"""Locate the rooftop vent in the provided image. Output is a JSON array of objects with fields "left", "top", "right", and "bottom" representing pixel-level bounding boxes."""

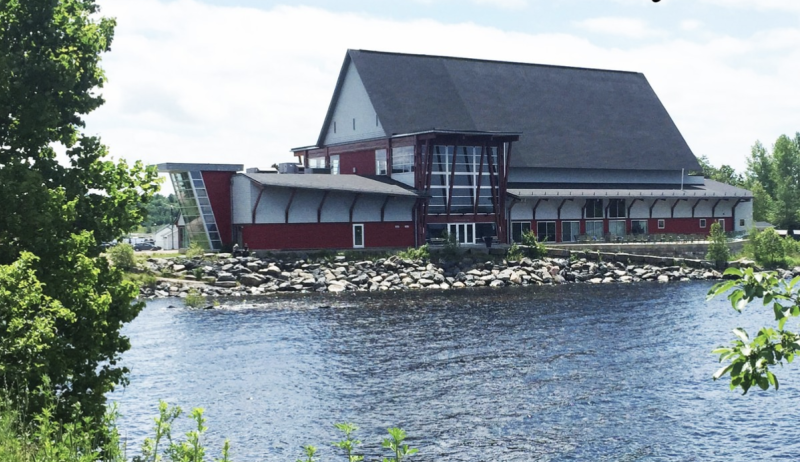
[{"left": 278, "top": 163, "right": 304, "bottom": 174}]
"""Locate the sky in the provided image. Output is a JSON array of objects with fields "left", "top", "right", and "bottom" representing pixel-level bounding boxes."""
[{"left": 87, "top": 0, "right": 800, "bottom": 194}]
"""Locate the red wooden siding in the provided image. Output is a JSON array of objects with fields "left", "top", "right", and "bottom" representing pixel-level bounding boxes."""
[
  {"left": 338, "top": 149, "right": 376, "bottom": 175},
  {"left": 241, "top": 222, "right": 414, "bottom": 250},
  {"left": 202, "top": 171, "right": 235, "bottom": 245},
  {"left": 525, "top": 217, "right": 731, "bottom": 242}
]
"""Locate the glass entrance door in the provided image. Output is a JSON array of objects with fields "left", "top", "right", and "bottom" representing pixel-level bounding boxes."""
[
  {"left": 448, "top": 223, "right": 475, "bottom": 244},
  {"left": 353, "top": 224, "right": 364, "bottom": 248}
]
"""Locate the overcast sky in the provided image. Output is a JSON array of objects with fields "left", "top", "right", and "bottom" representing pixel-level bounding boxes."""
[{"left": 88, "top": 0, "right": 800, "bottom": 193}]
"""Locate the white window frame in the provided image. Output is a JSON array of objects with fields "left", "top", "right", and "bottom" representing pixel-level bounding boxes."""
[
  {"left": 561, "top": 221, "right": 580, "bottom": 242},
  {"left": 391, "top": 146, "right": 414, "bottom": 174},
  {"left": 330, "top": 155, "right": 340, "bottom": 175},
  {"left": 585, "top": 199, "right": 603, "bottom": 219},
  {"left": 658, "top": 219, "right": 666, "bottom": 230},
  {"left": 352, "top": 224, "right": 364, "bottom": 248},
  {"left": 511, "top": 221, "right": 531, "bottom": 243},
  {"left": 699, "top": 218, "right": 707, "bottom": 228},
  {"left": 448, "top": 223, "right": 476, "bottom": 245},
  {"left": 608, "top": 199, "right": 626, "bottom": 219},
  {"left": 609, "top": 220, "right": 626, "bottom": 237},
  {"left": 631, "top": 220, "right": 648, "bottom": 235},
  {"left": 375, "top": 149, "right": 387, "bottom": 175},
  {"left": 536, "top": 221, "right": 556, "bottom": 243},
  {"left": 717, "top": 218, "right": 725, "bottom": 231},
  {"left": 585, "top": 220, "right": 604, "bottom": 240}
]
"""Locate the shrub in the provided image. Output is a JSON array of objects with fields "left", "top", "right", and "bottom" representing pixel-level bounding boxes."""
[
  {"left": 107, "top": 243, "right": 136, "bottom": 271},
  {"left": 185, "top": 242, "right": 206, "bottom": 259},
  {"left": 397, "top": 244, "right": 429, "bottom": 261},
  {"left": 521, "top": 230, "right": 547, "bottom": 259},
  {"left": 752, "top": 227, "right": 786, "bottom": 267},
  {"left": 183, "top": 288, "right": 207, "bottom": 308},
  {"left": 0, "top": 380, "right": 124, "bottom": 462},
  {"left": 434, "top": 232, "right": 460, "bottom": 262},
  {"left": 126, "top": 272, "right": 158, "bottom": 289},
  {"left": 705, "top": 222, "right": 730, "bottom": 269},
  {"left": 506, "top": 242, "right": 523, "bottom": 261}
]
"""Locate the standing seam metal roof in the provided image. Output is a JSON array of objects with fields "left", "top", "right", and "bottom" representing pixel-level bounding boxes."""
[{"left": 242, "top": 173, "right": 421, "bottom": 197}]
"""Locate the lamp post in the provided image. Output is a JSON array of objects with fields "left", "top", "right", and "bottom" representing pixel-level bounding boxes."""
[{"left": 168, "top": 206, "right": 176, "bottom": 250}]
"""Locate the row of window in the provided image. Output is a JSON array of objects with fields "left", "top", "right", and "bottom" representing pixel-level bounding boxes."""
[
  {"left": 512, "top": 218, "right": 730, "bottom": 243},
  {"left": 586, "top": 198, "right": 625, "bottom": 219}
]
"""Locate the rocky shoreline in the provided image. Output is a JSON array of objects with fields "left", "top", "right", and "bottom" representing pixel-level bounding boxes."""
[{"left": 135, "top": 252, "right": 770, "bottom": 301}]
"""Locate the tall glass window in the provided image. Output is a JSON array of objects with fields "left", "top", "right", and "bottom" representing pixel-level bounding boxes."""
[
  {"left": 330, "top": 155, "right": 340, "bottom": 175},
  {"left": 586, "top": 221, "right": 603, "bottom": 240},
  {"left": 537, "top": 221, "right": 556, "bottom": 243},
  {"left": 375, "top": 149, "right": 387, "bottom": 175},
  {"left": 561, "top": 221, "right": 580, "bottom": 242},
  {"left": 429, "top": 145, "right": 499, "bottom": 215},
  {"left": 585, "top": 199, "right": 603, "bottom": 218},
  {"left": 170, "top": 171, "right": 222, "bottom": 250},
  {"left": 608, "top": 199, "right": 626, "bottom": 218},
  {"left": 392, "top": 146, "right": 414, "bottom": 173}
]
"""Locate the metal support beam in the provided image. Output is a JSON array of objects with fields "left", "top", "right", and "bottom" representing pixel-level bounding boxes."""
[
  {"left": 691, "top": 199, "right": 705, "bottom": 218},
  {"left": 532, "top": 198, "right": 545, "bottom": 221},
  {"left": 474, "top": 144, "right": 486, "bottom": 216},
  {"left": 284, "top": 188, "right": 297, "bottom": 224},
  {"left": 649, "top": 199, "right": 664, "bottom": 219},
  {"left": 627, "top": 198, "right": 641, "bottom": 218},
  {"left": 557, "top": 199, "right": 572, "bottom": 220},
  {"left": 349, "top": 193, "right": 361, "bottom": 223},
  {"left": 670, "top": 199, "right": 684, "bottom": 219},
  {"left": 252, "top": 187, "right": 266, "bottom": 224},
  {"left": 486, "top": 147, "right": 501, "bottom": 230},
  {"left": 317, "top": 190, "right": 329, "bottom": 223},
  {"left": 446, "top": 145, "right": 459, "bottom": 217},
  {"left": 711, "top": 198, "right": 723, "bottom": 217},
  {"left": 380, "top": 196, "right": 391, "bottom": 222}
]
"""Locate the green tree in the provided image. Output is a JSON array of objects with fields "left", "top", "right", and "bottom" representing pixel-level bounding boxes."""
[
  {"left": 771, "top": 135, "right": 800, "bottom": 229},
  {"left": 696, "top": 155, "right": 743, "bottom": 186},
  {"left": 0, "top": 0, "right": 159, "bottom": 425},
  {"left": 751, "top": 227, "right": 786, "bottom": 267},
  {"left": 145, "top": 193, "right": 179, "bottom": 227},
  {"left": 709, "top": 269, "right": 800, "bottom": 394},
  {"left": 705, "top": 222, "right": 730, "bottom": 270},
  {"left": 746, "top": 141, "right": 777, "bottom": 198},
  {"left": 746, "top": 180, "right": 775, "bottom": 223}
]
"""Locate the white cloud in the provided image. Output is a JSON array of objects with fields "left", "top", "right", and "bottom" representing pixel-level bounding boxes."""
[
  {"left": 471, "top": 0, "right": 528, "bottom": 9},
  {"left": 680, "top": 19, "right": 704, "bottom": 31},
  {"left": 89, "top": 0, "right": 800, "bottom": 193},
  {"left": 573, "top": 17, "right": 667, "bottom": 39},
  {"left": 699, "top": 0, "right": 800, "bottom": 13}
]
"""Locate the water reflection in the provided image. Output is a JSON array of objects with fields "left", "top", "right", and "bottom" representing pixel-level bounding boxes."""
[{"left": 112, "top": 283, "right": 800, "bottom": 461}]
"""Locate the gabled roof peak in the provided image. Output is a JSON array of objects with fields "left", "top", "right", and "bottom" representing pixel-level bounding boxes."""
[{"left": 347, "top": 48, "right": 642, "bottom": 77}]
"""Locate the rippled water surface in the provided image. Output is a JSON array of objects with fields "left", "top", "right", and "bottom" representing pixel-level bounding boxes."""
[{"left": 112, "top": 283, "right": 800, "bottom": 461}]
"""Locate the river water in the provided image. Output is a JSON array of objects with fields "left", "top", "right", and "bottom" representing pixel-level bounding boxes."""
[{"left": 111, "top": 282, "right": 800, "bottom": 461}]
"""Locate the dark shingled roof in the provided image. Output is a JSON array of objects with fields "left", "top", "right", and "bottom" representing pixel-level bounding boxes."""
[
  {"left": 321, "top": 50, "right": 700, "bottom": 172},
  {"left": 243, "top": 173, "right": 420, "bottom": 197},
  {"left": 508, "top": 179, "right": 752, "bottom": 199}
]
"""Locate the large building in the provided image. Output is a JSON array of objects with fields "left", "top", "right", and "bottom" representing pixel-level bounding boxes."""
[{"left": 161, "top": 50, "right": 752, "bottom": 251}]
